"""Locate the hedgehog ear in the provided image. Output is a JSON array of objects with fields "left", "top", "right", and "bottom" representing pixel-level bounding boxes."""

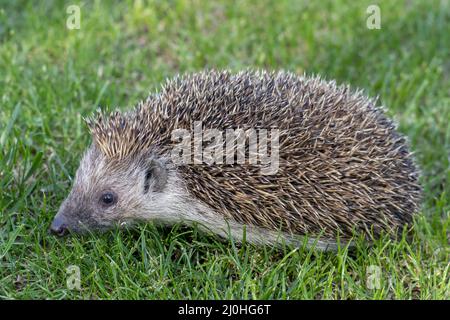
[{"left": 143, "top": 157, "right": 168, "bottom": 194}]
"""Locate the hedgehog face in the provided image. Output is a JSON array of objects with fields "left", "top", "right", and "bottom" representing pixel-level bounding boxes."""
[{"left": 50, "top": 145, "right": 169, "bottom": 236}]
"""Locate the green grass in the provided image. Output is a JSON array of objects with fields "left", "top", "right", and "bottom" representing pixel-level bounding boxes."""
[{"left": 0, "top": 0, "right": 449, "bottom": 299}]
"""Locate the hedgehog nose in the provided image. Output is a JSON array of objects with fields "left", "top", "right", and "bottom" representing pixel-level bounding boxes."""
[{"left": 50, "top": 216, "right": 69, "bottom": 237}]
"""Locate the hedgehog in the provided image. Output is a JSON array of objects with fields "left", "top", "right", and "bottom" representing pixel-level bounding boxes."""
[{"left": 50, "top": 70, "right": 422, "bottom": 250}]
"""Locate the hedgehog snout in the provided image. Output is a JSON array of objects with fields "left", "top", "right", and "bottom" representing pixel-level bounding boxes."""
[
  {"left": 49, "top": 214, "right": 69, "bottom": 237},
  {"left": 50, "top": 197, "right": 81, "bottom": 236}
]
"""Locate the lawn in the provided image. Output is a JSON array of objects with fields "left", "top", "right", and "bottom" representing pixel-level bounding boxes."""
[{"left": 0, "top": 0, "right": 448, "bottom": 299}]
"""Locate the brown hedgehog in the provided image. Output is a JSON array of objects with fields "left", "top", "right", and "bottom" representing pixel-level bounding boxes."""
[{"left": 50, "top": 70, "right": 422, "bottom": 250}]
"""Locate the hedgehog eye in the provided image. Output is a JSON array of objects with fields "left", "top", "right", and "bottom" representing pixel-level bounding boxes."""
[{"left": 99, "top": 191, "right": 118, "bottom": 207}]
